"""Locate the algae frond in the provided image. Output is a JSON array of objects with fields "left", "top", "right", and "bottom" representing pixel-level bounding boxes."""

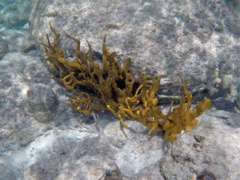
[{"left": 41, "top": 24, "right": 211, "bottom": 142}]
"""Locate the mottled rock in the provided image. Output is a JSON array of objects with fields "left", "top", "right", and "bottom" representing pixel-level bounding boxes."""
[
  {"left": 1, "top": 29, "right": 37, "bottom": 54},
  {"left": 0, "top": 155, "right": 17, "bottom": 180},
  {"left": 159, "top": 112, "right": 240, "bottom": 180},
  {"left": 0, "top": 0, "right": 34, "bottom": 28},
  {"left": 0, "top": 52, "right": 239, "bottom": 179},
  {"left": 99, "top": 120, "right": 166, "bottom": 177},
  {"left": 29, "top": 0, "right": 240, "bottom": 101},
  {"left": 0, "top": 0, "right": 37, "bottom": 55},
  {"left": 0, "top": 37, "right": 9, "bottom": 60},
  {"left": 26, "top": 84, "right": 58, "bottom": 123},
  {"left": 0, "top": 52, "right": 73, "bottom": 152},
  {"left": 0, "top": 0, "right": 239, "bottom": 179}
]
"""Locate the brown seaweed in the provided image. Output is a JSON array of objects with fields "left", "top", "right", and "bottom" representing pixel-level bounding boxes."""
[{"left": 41, "top": 23, "right": 211, "bottom": 142}]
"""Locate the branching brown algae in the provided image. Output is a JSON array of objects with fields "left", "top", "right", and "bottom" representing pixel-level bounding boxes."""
[{"left": 41, "top": 23, "right": 211, "bottom": 142}]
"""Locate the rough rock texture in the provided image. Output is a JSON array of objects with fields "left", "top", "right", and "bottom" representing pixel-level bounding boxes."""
[
  {"left": 1, "top": 28, "right": 37, "bottom": 54},
  {"left": 0, "top": 37, "right": 9, "bottom": 60},
  {"left": 29, "top": 0, "right": 240, "bottom": 101},
  {"left": 0, "top": 0, "right": 34, "bottom": 28},
  {"left": 0, "top": 0, "right": 240, "bottom": 179},
  {"left": 160, "top": 111, "right": 240, "bottom": 179},
  {"left": 0, "top": 52, "right": 240, "bottom": 179},
  {"left": 0, "top": 52, "right": 166, "bottom": 179},
  {"left": 0, "top": 0, "right": 37, "bottom": 57}
]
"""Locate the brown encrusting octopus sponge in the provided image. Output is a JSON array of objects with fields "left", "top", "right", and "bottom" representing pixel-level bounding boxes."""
[{"left": 41, "top": 23, "right": 211, "bottom": 142}]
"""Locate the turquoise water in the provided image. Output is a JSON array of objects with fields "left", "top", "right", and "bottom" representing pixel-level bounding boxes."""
[{"left": 0, "top": 0, "right": 32, "bottom": 29}]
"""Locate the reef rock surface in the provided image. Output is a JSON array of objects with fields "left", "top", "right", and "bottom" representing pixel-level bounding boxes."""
[
  {"left": 30, "top": 0, "right": 240, "bottom": 101},
  {"left": 0, "top": 52, "right": 239, "bottom": 180},
  {"left": 0, "top": 0, "right": 239, "bottom": 179}
]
